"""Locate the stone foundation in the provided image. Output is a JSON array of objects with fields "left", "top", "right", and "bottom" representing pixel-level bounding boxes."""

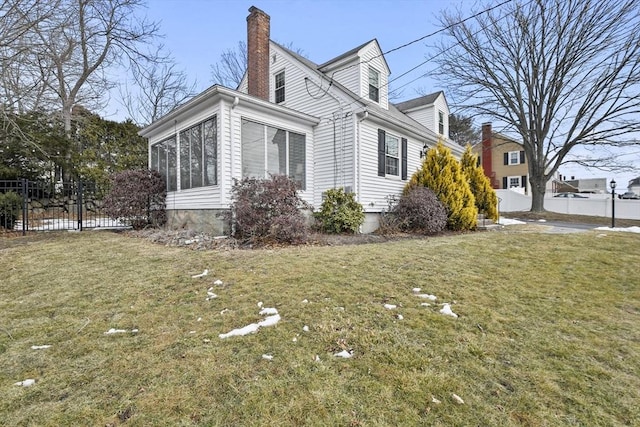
[{"left": 166, "top": 209, "right": 230, "bottom": 235}]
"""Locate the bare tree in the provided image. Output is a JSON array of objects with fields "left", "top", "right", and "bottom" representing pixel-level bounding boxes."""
[
  {"left": 33, "top": 0, "right": 161, "bottom": 135},
  {"left": 120, "top": 57, "right": 198, "bottom": 125},
  {"left": 211, "top": 40, "right": 305, "bottom": 89},
  {"left": 210, "top": 40, "right": 248, "bottom": 89},
  {"left": 433, "top": 0, "right": 640, "bottom": 211}
]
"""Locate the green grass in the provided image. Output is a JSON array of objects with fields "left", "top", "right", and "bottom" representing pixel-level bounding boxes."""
[{"left": 1, "top": 229, "right": 639, "bottom": 426}]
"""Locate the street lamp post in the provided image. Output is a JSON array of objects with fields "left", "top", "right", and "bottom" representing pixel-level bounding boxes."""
[{"left": 610, "top": 179, "right": 617, "bottom": 228}]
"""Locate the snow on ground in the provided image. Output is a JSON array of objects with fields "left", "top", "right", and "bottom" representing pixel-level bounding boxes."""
[
  {"left": 219, "top": 307, "right": 281, "bottom": 339},
  {"left": 498, "top": 217, "right": 527, "bottom": 225},
  {"left": 440, "top": 303, "right": 459, "bottom": 318},
  {"left": 31, "top": 345, "right": 51, "bottom": 350},
  {"left": 595, "top": 226, "right": 640, "bottom": 233},
  {"left": 383, "top": 304, "right": 397, "bottom": 310},
  {"left": 415, "top": 294, "right": 437, "bottom": 301},
  {"left": 334, "top": 349, "right": 353, "bottom": 358},
  {"left": 191, "top": 269, "right": 208, "bottom": 278},
  {"left": 14, "top": 379, "right": 36, "bottom": 387},
  {"left": 104, "top": 328, "right": 138, "bottom": 335}
]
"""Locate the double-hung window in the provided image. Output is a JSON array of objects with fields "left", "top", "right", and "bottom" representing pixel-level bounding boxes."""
[
  {"left": 178, "top": 117, "right": 217, "bottom": 190},
  {"left": 368, "top": 67, "right": 379, "bottom": 102},
  {"left": 438, "top": 110, "right": 445, "bottom": 135},
  {"left": 505, "top": 150, "right": 525, "bottom": 165},
  {"left": 385, "top": 134, "right": 399, "bottom": 176},
  {"left": 241, "top": 119, "right": 306, "bottom": 189},
  {"left": 275, "top": 71, "right": 285, "bottom": 103},
  {"left": 377, "top": 129, "right": 407, "bottom": 179}
]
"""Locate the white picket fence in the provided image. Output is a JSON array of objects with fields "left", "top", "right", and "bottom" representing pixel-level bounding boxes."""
[{"left": 496, "top": 189, "right": 640, "bottom": 220}]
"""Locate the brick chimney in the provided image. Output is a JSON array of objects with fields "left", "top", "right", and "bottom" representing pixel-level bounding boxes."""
[
  {"left": 481, "top": 123, "right": 496, "bottom": 187},
  {"left": 247, "top": 6, "right": 270, "bottom": 100}
]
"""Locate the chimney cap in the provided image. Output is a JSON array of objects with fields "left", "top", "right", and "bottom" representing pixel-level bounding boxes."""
[{"left": 248, "top": 6, "right": 270, "bottom": 19}]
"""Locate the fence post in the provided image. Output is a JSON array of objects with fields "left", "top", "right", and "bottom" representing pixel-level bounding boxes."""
[
  {"left": 21, "top": 178, "right": 28, "bottom": 236},
  {"left": 77, "top": 181, "right": 83, "bottom": 231}
]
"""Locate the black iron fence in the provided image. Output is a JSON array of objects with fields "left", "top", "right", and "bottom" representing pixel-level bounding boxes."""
[{"left": 0, "top": 179, "right": 127, "bottom": 234}]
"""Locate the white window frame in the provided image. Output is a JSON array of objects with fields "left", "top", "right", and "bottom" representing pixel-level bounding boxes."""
[
  {"left": 438, "top": 110, "right": 445, "bottom": 135},
  {"left": 368, "top": 67, "right": 380, "bottom": 102},
  {"left": 241, "top": 119, "right": 306, "bottom": 190},
  {"left": 508, "top": 176, "right": 522, "bottom": 188},
  {"left": 385, "top": 133, "right": 400, "bottom": 177},
  {"left": 508, "top": 151, "right": 520, "bottom": 165},
  {"left": 274, "top": 70, "right": 285, "bottom": 104}
]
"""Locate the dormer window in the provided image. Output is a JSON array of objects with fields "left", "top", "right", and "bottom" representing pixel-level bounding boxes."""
[
  {"left": 275, "top": 71, "right": 285, "bottom": 103},
  {"left": 438, "top": 110, "right": 445, "bottom": 135},
  {"left": 368, "top": 67, "right": 379, "bottom": 102}
]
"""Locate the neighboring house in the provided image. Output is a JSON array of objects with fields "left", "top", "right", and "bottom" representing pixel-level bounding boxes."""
[
  {"left": 629, "top": 177, "right": 640, "bottom": 195},
  {"left": 139, "top": 6, "right": 462, "bottom": 234},
  {"left": 562, "top": 178, "right": 608, "bottom": 194},
  {"left": 472, "top": 123, "right": 529, "bottom": 193}
]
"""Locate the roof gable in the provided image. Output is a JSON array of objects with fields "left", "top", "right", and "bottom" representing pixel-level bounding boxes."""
[{"left": 394, "top": 91, "right": 444, "bottom": 112}]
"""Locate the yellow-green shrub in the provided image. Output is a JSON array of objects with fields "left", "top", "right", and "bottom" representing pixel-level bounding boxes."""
[{"left": 461, "top": 145, "right": 498, "bottom": 221}]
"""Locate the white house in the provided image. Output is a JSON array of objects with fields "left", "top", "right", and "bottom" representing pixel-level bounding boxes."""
[{"left": 139, "top": 6, "right": 462, "bottom": 234}]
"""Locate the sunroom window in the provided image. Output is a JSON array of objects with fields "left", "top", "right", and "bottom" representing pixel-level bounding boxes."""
[{"left": 241, "top": 119, "right": 306, "bottom": 190}]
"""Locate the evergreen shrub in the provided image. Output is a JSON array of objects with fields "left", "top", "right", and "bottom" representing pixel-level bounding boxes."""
[
  {"left": 0, "top": 191, "right": 22, "bottom": 230},
  {"left": 314, "top": 188, "right": 364, "bottom": 234}
]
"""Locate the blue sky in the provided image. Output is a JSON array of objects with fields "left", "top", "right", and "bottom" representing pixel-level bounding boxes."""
[{"left": 119, "top": 0, "right": 638, "bottom": 190}]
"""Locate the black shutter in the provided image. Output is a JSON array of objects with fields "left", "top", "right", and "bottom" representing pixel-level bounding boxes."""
[
  {"left": 401, "top": 137, "right": 407, "bottom": 180},
  {"left": 502, "top": 177, "right": 507, "bottom": 189},
  {"left": 504, "top": 152, "right": 509, "bottom": 165},
  {"left": 521, "top": 175, "right": 527, "bottom": 189},
  {"left": 378, "top": 129, "right": 386, "bottom": 177},
  {"left": 520, "top": 151, "right": 525, "bottom": 164}
]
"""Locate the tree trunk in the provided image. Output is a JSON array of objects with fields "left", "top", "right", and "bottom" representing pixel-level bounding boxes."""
[{"left": 530, "top": 176, "right": 546, "bottom": 212}]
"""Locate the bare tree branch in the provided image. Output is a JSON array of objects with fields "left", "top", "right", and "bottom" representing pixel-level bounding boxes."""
[{"left": 433, "top": 0, "right": 640, "bottom": 211}]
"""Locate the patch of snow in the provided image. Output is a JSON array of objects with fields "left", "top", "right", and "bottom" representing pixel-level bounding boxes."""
[
  {"left": 334, "top": 306, "right": 345, "bottom": 311},
  {"left": 206, "top": 290, "right": 217, "bottom": 301},
  {"left": 440, "top": 303, "right": 458, "bottom": 318},
  {"left": 596, "top": 233, "right": 607, "bottom": 238},
  {"left": 538, "top": 219, "right": 547, "bottom": 223},
  {"left": 452, "top": 393, "right": 465, "bottom": 404},
  {"left": 258, "top": 314, "right": 281, "bottom": 327},
  {"left": 431, "top": 396, "right": 441, "bottom": 404},
  {"left": 203, "top": 339, "right": 211, "bottom": 343},
  {"left": 383, "top": 304, "right": 397, "bottom": 310},
  {"left": 189, "top": 331, "right": 196, "bottom": 334},
  {"left": 334, "top": 349, "right": 353, "bottom": 358},
  {"left": 420, "top": 302, "right": 431, "bottom": 307},
  {"left": 197, "top": 317, "right": 202, "bottom": 322},
  {"left": 595, "top": 226, "right": 640, "bottom": 234},
  {"left": 498, "top": 217, "right": 526, "bottom": 225},
  {"left": 14, "top": 379, "right": 36, "bottom": 387},
  {"left": 416, "top": 294, "right": 437, "bottom": 301},
  {"left": 396, "top": 314, "right": 404, "bottom": 320},
  {"left": 104, "top": 328, "right": 137, "bottom": 335},
  {"left": 412, "top": 287, "right": 421, "bottom": 293},
  {"left": 314, "top": 355, "right": 321, "bottom": 362},
  {"left": 219, "top": 308, "right": 280, "bottom": 339},
  {"left": 262, "top": 354, "right": 273, "bottom": 360},
  {"left": 257, "top": 301, "right": 263, "bottom": 308},
  {"left": 219, "top": 323, "right": 260, "bottom": 339},
  {"left": 292, "top": 336, "right": 298, "bottom": 342},
  {"left": 31, "top": 345, "right": 51, "bottom": 350},
  {"left": 220, "top": 308, "right": 229, "bottom": 315},
  {"left": 191, "top": 269, "right": 209, "bottom": 278},
  {"left": 303, "top": 325, "right": 309, "bottom": 332},
  {"left": 302, "top": 299, "right": 309, "bottom": 303},
  {"left": 213, "top": 279, "right": 223, "bottom": 286}
]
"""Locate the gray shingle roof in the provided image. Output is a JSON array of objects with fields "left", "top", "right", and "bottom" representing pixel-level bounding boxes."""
[{"left": 394, "top": 91, "right": 443, "bottom": 112}]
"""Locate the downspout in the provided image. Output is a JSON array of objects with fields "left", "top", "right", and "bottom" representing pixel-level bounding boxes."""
[
  {"left": 356, "top": 110, "right": 369, "bottom": 204},
  {"left": 229, "top": 96, "right": 239, "bottom": 236}
]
